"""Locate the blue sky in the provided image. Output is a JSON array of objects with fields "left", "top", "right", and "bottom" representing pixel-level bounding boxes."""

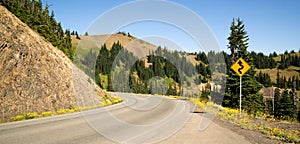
[{"left": 42, "top": 0, "right": 300, "bottom": 54}]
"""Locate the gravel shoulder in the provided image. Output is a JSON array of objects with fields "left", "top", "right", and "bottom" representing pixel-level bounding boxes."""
[
  {"left": 213, "top": 116, "right": 284, "bottom": 144},
  {"left": 161, "top": 112, "right": 251, "bottom": 144}
]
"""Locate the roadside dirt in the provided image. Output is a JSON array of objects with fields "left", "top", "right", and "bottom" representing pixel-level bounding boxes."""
[
  {"left": 213, "top": 116, "right": 300, "bottom": 144},
  {"left": 161, "top": 113, "right": 251, "bottom": 144}
]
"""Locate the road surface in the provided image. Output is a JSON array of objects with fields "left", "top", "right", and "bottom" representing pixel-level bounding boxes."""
[{"left": 0, "top": 93, "right": 250, "bottom": 144}]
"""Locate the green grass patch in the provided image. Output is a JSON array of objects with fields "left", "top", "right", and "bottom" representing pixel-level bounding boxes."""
[{"left": 99, "top": 74, "right": 108, "bottom": 90}]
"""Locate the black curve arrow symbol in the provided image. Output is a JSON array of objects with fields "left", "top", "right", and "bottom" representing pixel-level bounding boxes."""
[{"left": 238, "top": 60, "right": 244, "bottom": 74}]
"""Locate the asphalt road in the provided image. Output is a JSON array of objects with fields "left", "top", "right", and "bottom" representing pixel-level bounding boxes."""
[{"left": 0, "top": 93, "right": 250, "bottom": 144}]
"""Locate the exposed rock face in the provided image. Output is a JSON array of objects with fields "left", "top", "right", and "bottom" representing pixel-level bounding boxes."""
[{"left": 0, "top": 5, "right": 103, "bottom": 121}]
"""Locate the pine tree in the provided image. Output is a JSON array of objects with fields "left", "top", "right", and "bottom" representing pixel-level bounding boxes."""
[
  {"left": 298, "top": 111, "right": 300, "bottom": 122},
  {"left": 274, "top": 88, "right": 281, "bottom": 118},
  {"left": 75, "top": 31, "right": 80, "bottom": 40},
  {"left": 201, "top": 83, "right": 210, "bottom": 102},
  {"left": 166, "top": 83, "right": 175, "bottom": 96},
  {"left": 1, "top": 0, "right": 75, "bottom": 60},
  {"left": 280, "top": 90, "right": 297, "bottom": 120},
  {"left": 223, "top": 18, "right": 264, "bottom": 113},
  {"left": 256, "top": 72, "right": 272, "bottom": 87}
]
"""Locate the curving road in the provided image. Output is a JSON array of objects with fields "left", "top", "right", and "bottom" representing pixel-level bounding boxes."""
[{"left": 0, "top": 93, "right": 250, "bottom": 144}]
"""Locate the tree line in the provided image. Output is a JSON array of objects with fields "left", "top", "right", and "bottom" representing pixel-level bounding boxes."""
[
  {"left": 250, "top": 52, "right": 276, "bottom": 69},
  {"left": 193, "top": 49, "right": 300, "bottom": 71},
  {"left": 1, "top": 0, "right": 77, "bottom": 60},
  {"left": 279, "top": 54, "right": 300, "bottom": 69},
  {"left": 276, "top": 71, "right": 300, "bottom": 90}
]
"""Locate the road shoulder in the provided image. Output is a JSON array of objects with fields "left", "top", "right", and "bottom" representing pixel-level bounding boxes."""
[
  {"left": 161, "top": 113, "right": 251, "bottom": 144},
  {"left": 213, "top": 117, "right": 281, "bottom": 144}
]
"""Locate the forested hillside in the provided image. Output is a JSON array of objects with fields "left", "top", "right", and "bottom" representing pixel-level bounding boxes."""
[
  {"left": 74, "top": 33, "right": 299, "bottom": 107},
  {"left": 82, "top": 42, "right": 199, "bottom": 95},
  {"left": 70, "top": 16, "right": 300, "bottom": 120},
  {"left": 72, "top": 29, "right": 300, "bottom": 118}
]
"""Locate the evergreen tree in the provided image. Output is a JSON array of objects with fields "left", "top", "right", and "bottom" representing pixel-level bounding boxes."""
[
  {"left": 280, "top": 90, "right": 297, "bottom": 120},
  {"left": 166, "top": 83, "right": 177, "bottom": 96},
  {"left": 201, "top": 76, "right": 208, "bottom": 83},
  {"left": 107, "top": 74, "right": 113, "bottom": 91},
  {"left": 223, "top": 18, "right": 264, "bottom": 113},
  {"left": 276, "top": 70, "right": 281, "bottom": 87},
  {"left": 250, "top": 52, "right": 276, "bottom": 69},
  {"left": 1, "top": 0, "right": 75, "bottom": 60},
  {"left": 298, "top": 111, "right": 300, "bottom": 122},
  {"left": 256, "top": 71, "right": 272, "bottom": 87},
  {"left": 201, "top": 83, "right": 210, "bottom": 102},
  {"left": 75, "top": 31, "right": 80, "bottom": 40},
  {"left": 195, "top": 52, "right": 208, "bottom": 64},
  {"left": 274, "top": 88, "right": 281, "bottom": 118}
]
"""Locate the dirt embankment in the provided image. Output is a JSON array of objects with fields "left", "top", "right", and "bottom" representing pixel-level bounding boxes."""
[{"left": 0, "top": 5, "right": 105, "bottom": 122}]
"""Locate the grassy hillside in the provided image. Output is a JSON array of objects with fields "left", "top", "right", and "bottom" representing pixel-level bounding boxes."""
[
  {"left": 256, "top": 68, "right": 300, "bottom": 83},
  {"left": 273, "top": 52, "right": 300, "bottom": 62},
  {"left": 73, "top": 34, "right": 157, "bottom": 59},
  {"left": 268, "top": 52, "right": 300, "bottom": 81}
]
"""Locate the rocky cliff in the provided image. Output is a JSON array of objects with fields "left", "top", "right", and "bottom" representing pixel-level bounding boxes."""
[{"left": 0, "top": 5, "right": 105, "bottom": 122}]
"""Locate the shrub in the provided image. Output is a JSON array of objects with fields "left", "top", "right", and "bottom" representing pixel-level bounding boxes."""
[
  {"left": 13, "top": 115, "right": 26, "bottom": 121},
  {"left": 72, "top": 107, "right": 80, "bottom": 112},
  {"left": 56, "top": 110, "right": 66, "bottom": 115},
  {"left": 42, "top": 111, "right": 53, "bottom": 117},
  {"left": 25, "top": 112, "right": 38, "bottom": 119},
  {"left": 87, "top": 78, "right": 92, "bottom": 84},
  {"left": 262, "top": 126, "right": 300, "bottom": 142},
  {"left": 68, "top": 104, "right": 75, "bottom": 110}
]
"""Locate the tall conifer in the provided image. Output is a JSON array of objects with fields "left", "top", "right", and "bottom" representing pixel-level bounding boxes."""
[{"left": 223, "top": 18, "right": 264, "bottom": 113}]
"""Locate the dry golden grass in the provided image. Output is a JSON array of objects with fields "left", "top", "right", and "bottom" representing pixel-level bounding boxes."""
[
  {"left": 72, "top": 34, "right": 205, "bottom": 65},
  {"left": 273, "top": 52, "right": 300, "bottom": 62},
  {"left": 187, "top": 55, "right": 199, "bottom": 66},
  {"left": 73, "top": 34, "right": 158, "bottom": 59},
  {"left": 256, "top": 52, "right": 300, "bottom": 82},
  {"left": 256, "top": 68, "right": 300, "bottom": 83},
  {"left": 76, "top": 34, "right": 157, "bottom": 50},
  {"left": 273, "top": 56, "right": 281, "bottom": 62}
]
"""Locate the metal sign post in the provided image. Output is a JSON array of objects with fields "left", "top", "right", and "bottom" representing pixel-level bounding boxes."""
[
  {"left": 240, "top": 77, "right": 242, "bottom": 117},
  {"left": 230, "top": 57, "right": 251, "bottom": 117}
]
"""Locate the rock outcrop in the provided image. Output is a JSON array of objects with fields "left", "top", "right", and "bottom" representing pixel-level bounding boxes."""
[{"left": 0, "top": 5, "right": 104, "bottom": 122}]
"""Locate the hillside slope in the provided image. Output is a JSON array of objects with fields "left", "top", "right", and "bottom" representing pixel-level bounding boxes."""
[
  {"left": 0, "top": 5, "right": 105, "bottom": 122},
  {"left": 73, "top": 34, "right": 157, "bottom": 60}
]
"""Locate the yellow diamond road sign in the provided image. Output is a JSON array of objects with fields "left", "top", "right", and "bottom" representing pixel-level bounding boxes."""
[{"left": 231, "top": 57, "right": 251, "bottom": 77}]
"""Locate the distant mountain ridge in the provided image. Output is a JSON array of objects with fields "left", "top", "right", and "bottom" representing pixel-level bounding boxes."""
[{"left": 73, "top": 33, "right": 157, "bottom": 59}]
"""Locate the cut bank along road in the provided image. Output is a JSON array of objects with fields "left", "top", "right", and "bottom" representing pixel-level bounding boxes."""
[{"left": 0, "top": 92, "right": 250, "bottom": 144}]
